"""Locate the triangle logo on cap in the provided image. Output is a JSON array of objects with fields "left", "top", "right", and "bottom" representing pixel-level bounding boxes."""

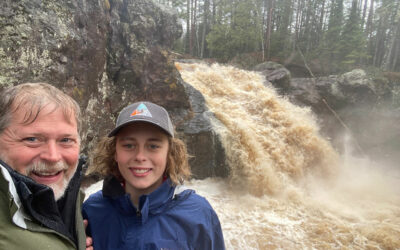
[{"left": 130, "top": 103, "right": 152, "bottom": 117}]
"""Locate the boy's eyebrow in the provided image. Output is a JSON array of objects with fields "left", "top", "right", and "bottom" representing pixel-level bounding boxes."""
[
  {"left": 119, "top": 136, "right": 164, "bottom": 142},
  {"left": 119, "top": 137, "right": 135, "bottom": 141},
  {"left": 148, "top": 138, "right": 163, "bottom": 142}
]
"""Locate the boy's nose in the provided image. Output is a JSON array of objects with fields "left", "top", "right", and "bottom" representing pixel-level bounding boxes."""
[{"left": 134, "top": 147, "right": 147, "bottom": 162}]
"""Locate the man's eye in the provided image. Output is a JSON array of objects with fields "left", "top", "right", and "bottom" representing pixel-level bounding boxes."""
[
  {"left": 60, "top": 138, "right": 72, "bottom": 143},
  {"left": 23, "top": 137, "right": 38, "bottom": 142}
]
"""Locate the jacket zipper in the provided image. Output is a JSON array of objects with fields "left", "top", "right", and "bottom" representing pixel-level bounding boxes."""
[{"left": 136, "top": 208, "right": 141, "bottom": 217}]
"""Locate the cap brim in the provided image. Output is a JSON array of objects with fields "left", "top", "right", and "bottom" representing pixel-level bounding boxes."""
[{"left": 108, "top": 120, "right": 173, "bottom": 137}]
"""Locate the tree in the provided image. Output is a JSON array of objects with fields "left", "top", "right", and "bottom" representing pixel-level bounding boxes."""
[
  {"left": 160, "top": 0, "right": 399, "bottom": 73},
  {"left": 190, "top": 0, "right": 197, "bottom": 56},
  {"left": 340, "top": 0, "right": 368, "bottom": 70},
  {"left": 383, "top": 0, "right": 400, "bottom": 70},
  {"left": 365, "top": 0, "right": 375, "bottom": 64},
  {"left": 274, "top": 0, "right": 293, "bottom": 56},
  {"left": 319, "top": 0, "right": 344, "bottom": 71},
  {"left": 264, "top": 0, "right": 275, "bottom": 60},
  {"left": 200, "top": 0, "right": 210, "bottom": 58},
  {"left": 206, "top": 0, "right": 262, "bottom": 61},
  {"left": 186, "top": 0, "right": 191, "bottom": 53}
]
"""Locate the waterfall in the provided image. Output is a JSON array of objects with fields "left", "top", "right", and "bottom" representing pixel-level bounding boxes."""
[{"left": 176, "top": 62, "right": 400, "bottom": 249}]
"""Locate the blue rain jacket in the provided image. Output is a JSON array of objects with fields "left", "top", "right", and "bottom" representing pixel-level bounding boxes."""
[{"left": 82, "top": 176, "right": 225, "bottom": 250}]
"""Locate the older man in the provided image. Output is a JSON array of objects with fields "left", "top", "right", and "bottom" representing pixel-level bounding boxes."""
[{"left": 0, "top": 83, "right": 90, "bottom": 249}]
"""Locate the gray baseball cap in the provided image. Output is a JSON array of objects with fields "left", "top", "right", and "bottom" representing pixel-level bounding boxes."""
[{"left": 108, "top": 101, "right": 174, "bottom": 137}]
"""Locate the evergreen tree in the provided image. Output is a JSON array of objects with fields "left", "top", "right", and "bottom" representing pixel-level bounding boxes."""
[
  {"left": 274, "top": 0, "right": 293, "bottom": 56},
  {"left": 340, "top": 0, "right": 368, "bottom": 70},
  {"left": 321, "top": 0, "right": 344, "bottom": 72},
  {"left": 206, "top": 0, "right": 262, "bottom": 61},
  {"left": 163, "top": 0, "right": 399, "bottom": 73}
]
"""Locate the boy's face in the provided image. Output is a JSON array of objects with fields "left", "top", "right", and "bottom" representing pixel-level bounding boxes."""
[{"left": 115, "top": 122, "right": 169, "bottom": 197}]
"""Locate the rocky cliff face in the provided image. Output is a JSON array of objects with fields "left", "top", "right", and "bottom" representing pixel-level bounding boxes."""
[
  {"left": 0, "top": 0, "right": 227, "bottom": 179},
  {"left": 255, "top": 64, "right": 400, "bottom": 167}
]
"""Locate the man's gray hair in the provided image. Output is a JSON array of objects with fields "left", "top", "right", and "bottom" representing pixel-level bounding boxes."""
[{"left": 0, "top": 82, "right": 81, "bottom": 134}]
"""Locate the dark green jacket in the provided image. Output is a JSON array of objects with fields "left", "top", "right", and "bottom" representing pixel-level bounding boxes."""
[{"left": 0, "top": 160, "right": 86, "bottom": 250}]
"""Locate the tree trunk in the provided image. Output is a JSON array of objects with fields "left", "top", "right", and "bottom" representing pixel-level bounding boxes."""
[
  {"left": 264, "top": 0, "right": 274, "bottom": 60},
  {"left": 366, "top": 0, "right": 374, "bottom": 64},
  {"left": 187, "top": 0, "right": 191, "bottom": 54},
  {"left": 365, "top": 0, "right": 374, "bottom": 36},
  {"left": 361, "top": 0, "right": 368, "bottom": 28},
  {"left": 231, "top": 0, "right": 236, "bottom": 27},
  {"left": 391, "top": 32, "right": 400, "bottom": 71},
  {"left": 384, "top": 2, "right": 400, "bottom": 70},
  {"left": 193, "top": 0, "right": 198, "bottom": 56},
  {"left": 373, "top": 17, "right": 387, "bottom": 67},
  {"left": 212, "top": 0, "right": 216, "bottom": 25},
  {"left": 200, "top": 0, "right": 209, "bottom": 58},
  {"left": 318, "top": 0, "right": 326, "bottom": 38},
  {"left": 293, "top": 0, "right": 302, "bottom": 51},
  {"left": 303, "top": 0, "right": 312, "bottom": 53},
  {"left": 190, "top": 0, "right": 195, "bottom": 55}
]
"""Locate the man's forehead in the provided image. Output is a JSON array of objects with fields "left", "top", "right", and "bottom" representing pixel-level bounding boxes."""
[{"left": 11, "top": 103, "right": 77, "bottom": 127}]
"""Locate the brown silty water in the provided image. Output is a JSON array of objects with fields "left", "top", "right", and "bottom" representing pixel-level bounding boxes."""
[{"left": 175, "top": 62, "right": 400, "bottom": 249}]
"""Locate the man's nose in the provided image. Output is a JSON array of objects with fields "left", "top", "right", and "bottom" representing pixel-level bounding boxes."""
[{"left": 40, "top": 141, "right": 62, "bottom": 163}]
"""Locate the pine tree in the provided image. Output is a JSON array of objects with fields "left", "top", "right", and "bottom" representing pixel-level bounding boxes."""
[
  {"left": 321, "top": 0, "right": 344, "bottom": 72},
  {"left": 340, "top": 0, "right": 368, "bottom": 70},
  {"left": 206, "top": 0, "right": 262, "bottom": 61}
]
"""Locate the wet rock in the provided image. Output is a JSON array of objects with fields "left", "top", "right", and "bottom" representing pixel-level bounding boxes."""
[
  {"left": 179, "top": 81, "right": 229, "bottom": 179},
  {"left": 253, "top": 61, "right": 291, "bottom": 92},
  {"left": 287, "top": 69, "right": 400, "bottom": 165},
  {"left": 336, "top": 69, "right": 377, "bottom": 106}
]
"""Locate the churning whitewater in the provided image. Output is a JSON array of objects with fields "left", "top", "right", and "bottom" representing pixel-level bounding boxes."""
[{"left": 175, "top": 62, "right": 400, "bottom": 249}]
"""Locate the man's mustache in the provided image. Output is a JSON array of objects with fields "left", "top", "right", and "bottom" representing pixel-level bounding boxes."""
[{"left": 26, "top": 160, "right": 69, "bottom": 176}]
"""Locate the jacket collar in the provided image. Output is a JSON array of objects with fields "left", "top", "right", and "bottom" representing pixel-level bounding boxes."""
[
  {"left": 0, "top": 162, "right": 28, "bottom": 228},
  {"left": 102, "top": 176, "right": 179, "bottom": 224},
  {"left": 0, "top": 158, "right": 83, "bottom": 246}
]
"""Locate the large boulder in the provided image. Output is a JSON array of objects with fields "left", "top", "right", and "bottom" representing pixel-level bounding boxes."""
[
  {"left": 336, "top": 69, "right": 377, "bottom": 106},
  {"left": 253, "top": 61, "right": 291, "bottom": 92},
  {"left": 179, "top": 81, "right": 229, "bottom": 179}
]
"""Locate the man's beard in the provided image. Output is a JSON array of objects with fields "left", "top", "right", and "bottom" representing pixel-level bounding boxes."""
[
  {"left": 0, "top": 153, "right": 76, "bottom": 200},
  {"left": 26, "top": 160, "right": 75, "bottom": 200}
]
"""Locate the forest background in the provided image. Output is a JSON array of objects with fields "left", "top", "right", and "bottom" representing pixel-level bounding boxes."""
[{"left": 156, "top": 0, "right": 400, "bottom": 76}]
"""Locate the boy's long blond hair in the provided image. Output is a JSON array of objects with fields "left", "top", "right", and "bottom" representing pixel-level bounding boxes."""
[{"left": 86, "top": 135, "right": 191, "bottom": 186}]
